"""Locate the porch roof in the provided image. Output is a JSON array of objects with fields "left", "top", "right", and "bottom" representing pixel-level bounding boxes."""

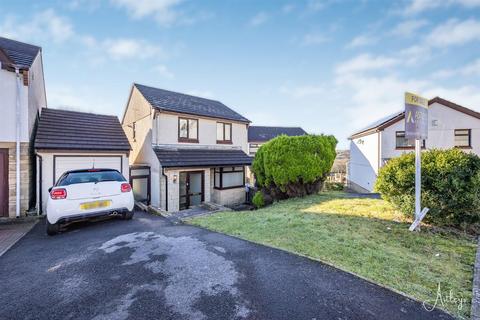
[{"left": 154, "top": 147, "right": 252, "bottom": 168}]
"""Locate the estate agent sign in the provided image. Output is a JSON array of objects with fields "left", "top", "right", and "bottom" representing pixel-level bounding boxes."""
[{"left": 405, "top": 92, "right": 428, "bottom": 140}]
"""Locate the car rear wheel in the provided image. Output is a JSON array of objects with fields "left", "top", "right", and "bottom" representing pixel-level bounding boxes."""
[
  {"left": 46, "top": 219, "right": 60, "bottom": 236},
  {"left": 122, "top": 210, "right": 134, "bottom": 220}
]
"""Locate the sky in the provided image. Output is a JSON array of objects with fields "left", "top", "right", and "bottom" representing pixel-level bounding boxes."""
[{"left": 1, "top": 0, "right": 480, "bottom": 149}]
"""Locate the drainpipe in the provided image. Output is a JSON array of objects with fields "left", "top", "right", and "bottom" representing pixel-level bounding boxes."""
[
  {"left": 15, "top": 67, "right": 22, "bottom": 218},
  {"left": 37, "top": 154, "right": 43, "bottom": 215},
  {"left": 162, "top": 168, "right": 168, "bottom": 211}
]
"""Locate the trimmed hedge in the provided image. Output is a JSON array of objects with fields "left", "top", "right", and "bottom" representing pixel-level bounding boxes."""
[
  {"left": 375, "top": 148, "right": 480, "bottom": 229},
  {"left": 252, "top": 134, "right": 337, "bottom": 201}
]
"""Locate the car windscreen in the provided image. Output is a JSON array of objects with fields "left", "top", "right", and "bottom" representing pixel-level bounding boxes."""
[{"left": 56, "top": 170, "right": 126, "bottom": 186}]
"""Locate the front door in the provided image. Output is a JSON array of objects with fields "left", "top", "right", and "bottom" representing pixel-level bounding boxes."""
[
  {"left": 0, "top": 149, "right": 8, "bottom": 217},
  {"left": 179, "top": 171, "right": 204, "bottom": 210}
]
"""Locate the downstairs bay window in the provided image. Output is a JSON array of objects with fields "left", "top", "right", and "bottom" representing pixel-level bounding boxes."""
[{"left": 214, "top": 167, "right": 245, "bottom": 189}]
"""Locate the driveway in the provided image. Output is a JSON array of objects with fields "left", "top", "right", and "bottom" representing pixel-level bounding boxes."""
[{"left": 0, "top": 211, "right": 452, "bottom": 320}]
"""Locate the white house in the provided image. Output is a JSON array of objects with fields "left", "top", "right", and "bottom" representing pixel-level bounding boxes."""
[
  {"left": 122, "top": 84, "right": 252, "bottom": 212},
  {"left": 348, "top": 97, "right": 480, "bottom": 193},
  {"left": 0, "top": 37, "right": 46, "bottom": 218}
]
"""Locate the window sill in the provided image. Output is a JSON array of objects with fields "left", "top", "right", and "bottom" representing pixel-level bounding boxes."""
[
  {"left": 217, "top": 140, "right": 232, "bottom": 145},
  {"left": 178, "top": 138, "right": 199, "bottom": 143},
  {"left": 455, "top": 146, "right": 472, "bottom": 149},
  {"left": 395, "top": 146, "right": 426, "bottom": 150}
]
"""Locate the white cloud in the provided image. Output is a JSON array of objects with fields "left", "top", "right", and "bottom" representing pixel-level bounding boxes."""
[
  {"left": 110, "top": 0, "right": 210, "bottom": 26},
  {"left": 249, "top": 12, "right": 269, "bottom": 27},
  {"left": 336, "top": 54, "right": 398, "bottom": 74},
  {"left": 404, "top": 0, "right": 480, "bottom": 15},
  {"left": 0, "top": 9, "right": 74, "bottom": 43},
  {"left": 432, "top": 58, "right": 480, "bottom": 79},
  {"left": 104, "top": 38, "right": 163, "bottom": 60},
  {"left": 155, "top": 64, "right": 174, "bottom": 78},
  {"left": 279, "top": 84, "right": 324, "bottom": 98},
  {"left": 390, "top": 19, "right": 428, "bottom": 37},
  {"left": 302, "top": 33, "right": 329, "bottom": 46},
  {"left": 282, "top": 4, "right": 295, "bottom": 13},
  {"left": 426, "top": 18, "right": 480, "bottom": 47},
  {"left": 347, "top": 35, "right": 377, "bottom": 48},
  {"left": 307, "top": 0, "right": 329, "bottom": 12}
]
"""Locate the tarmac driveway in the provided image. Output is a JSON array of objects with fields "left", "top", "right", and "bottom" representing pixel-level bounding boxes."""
[{"left": 0, "top": 211, "right": 452, "bottom": 320}]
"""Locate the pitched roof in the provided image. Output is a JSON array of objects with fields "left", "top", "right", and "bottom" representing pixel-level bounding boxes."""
[
  {"left": 349, "top": 97, "right": 480, "bottom": 139},
  {"left": 0, "top": 37, "right": 41, "bottom": 68},
  {"left": 134, "top": 83, "right": 250, "bottom": 123},
  {"left": 154, "top": 147, "right": 252, "bottom": 168},
  {"left": 35, "top": 109, "right": 131, "bottom": 152},
  {"left": 248, "top": 126, "right": 307, "bottom": 142}
]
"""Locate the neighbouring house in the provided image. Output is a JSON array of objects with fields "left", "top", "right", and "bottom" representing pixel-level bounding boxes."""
[
  {"left": 327, "top": 150, "right": 349, "bottom": 184},
  {"left": 348, "top": 97, "right": 480, "bottom": 193},
  {"left": 247, "top": 126, "right": 307, "bottom": 156},
  {"left": 122, "top": 83, "right": 252, "bottom": 212},
  {"left": 0, "top": 37, "right": 46, "bottom": 218},
  {"left": 34, "top": 109, "right": 131, "bottom": 214}
]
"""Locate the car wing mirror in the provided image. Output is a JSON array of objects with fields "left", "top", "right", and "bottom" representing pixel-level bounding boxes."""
[{"left": 48, "top": 187, "right": 53, "bottom": 193}]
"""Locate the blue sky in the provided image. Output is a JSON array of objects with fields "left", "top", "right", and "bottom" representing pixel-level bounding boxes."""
[{"left": 1, "top": 0, "right": 480, "bottom": 148}]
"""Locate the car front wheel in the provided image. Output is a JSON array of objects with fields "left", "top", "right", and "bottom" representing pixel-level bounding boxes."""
[
  {"left": 46, "top": 219, "right": 60, "bottom": 236},
  {"left": 122, "top": 210, "right": 134, "bottom": 220}
]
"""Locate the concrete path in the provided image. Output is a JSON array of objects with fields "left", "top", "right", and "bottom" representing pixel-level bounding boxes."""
[
  {"left": 0, "top": 218, "right": 38, "bottom": 257},
  {"left": 0, "top": 211, "right": 452, "bottom": 320}
]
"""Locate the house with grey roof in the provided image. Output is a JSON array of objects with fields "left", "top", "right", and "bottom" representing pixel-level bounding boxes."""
[
  {"left": 34, "top": 109, "right": 131, "bottom": 214},
  {"left": 247, "top": 126, "right": 307, "bottom": 156},
  {"left": 348, "top": 97, "right": 480, "bottom": 193},
  {"left": 0, "top": 37, "right": 46, "bottom": 218},
  {"left": 122, "top": 83, "right": 252, "bottom": 212}
]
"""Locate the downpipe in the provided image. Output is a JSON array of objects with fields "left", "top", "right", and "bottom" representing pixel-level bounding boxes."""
[{"left": 15, "top": 67, "right": 21, "bottom": 218}]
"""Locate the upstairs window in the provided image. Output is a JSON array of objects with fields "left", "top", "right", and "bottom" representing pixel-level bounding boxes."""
[
  {"left": 178, "top": 117, "right": 198, "bottom": 143},
  {"left": 454, "top": 129, "right": 471, "bottom": 148},
  {"left": 217, "top": 122, "right": 232, "bottom": 144},
  {"left": 395, "top": 131, "right": 425, "bottom": 149}
]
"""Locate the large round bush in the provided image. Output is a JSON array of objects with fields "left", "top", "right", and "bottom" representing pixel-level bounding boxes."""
[
  {"left": 375, "top": 148, "right": 480, "bottom": 228},
  {"left": 252, "top": 134, "right": 337, "bottom": 199}
]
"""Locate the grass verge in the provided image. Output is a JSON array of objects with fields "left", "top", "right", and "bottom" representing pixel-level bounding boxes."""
[{"left": 188, "top": 192, "right": 476, "bottom": 319}]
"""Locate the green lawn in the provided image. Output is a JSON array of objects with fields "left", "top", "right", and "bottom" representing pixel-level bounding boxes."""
[{"left": 188, "top": 192, "right": 477, "bottom": 319}]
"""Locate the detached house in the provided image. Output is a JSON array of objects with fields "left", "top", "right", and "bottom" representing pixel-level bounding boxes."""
[
  {"left": 0, "top": 37, "right": 46, "bottom": 218},
  {"left": 348, "top": 97, "right": 480, "bottom": 193},
  {"left": 247, "top": 126, "right": 307, "bottom": 156},
  {"left": 122, "top": 84, "right": 252, "bottom": 212}
]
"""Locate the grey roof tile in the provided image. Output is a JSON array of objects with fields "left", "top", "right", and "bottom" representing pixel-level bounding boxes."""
[
  {"left": 35, "top": 109, "right": 131, "bottom": 152},
  {"left": 0, "top": 37, "right": 41, "bottom": 67},
  {"left": 154, "top": 147, "right": 252, "bottom": 168},
  {"left": 135, "top": 83, "right": 250, "bottom": 123},
  {"left": 248, "top": 126, "right": 307, "bottom": 142}
]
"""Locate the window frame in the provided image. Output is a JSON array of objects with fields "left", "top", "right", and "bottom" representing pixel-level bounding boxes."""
[
  {"left": 178, "top": 117, "right": 199, "bottom": 143},
  {"left": 454, "top": 129, "right": 472, "bottom": 148},
  {"left": 214, "top": 166, "right": 245, "bottom": 190},
  {"left": 395, "top": 131, "right": 425, "bottom": 149},
  {"left": 216, "top": 122, "right": 233, "bottom": 144}
]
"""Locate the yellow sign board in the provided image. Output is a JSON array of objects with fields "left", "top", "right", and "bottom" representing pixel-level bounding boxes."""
[{"left": 405, "top": 92, "right": 428, "bottom": 109}]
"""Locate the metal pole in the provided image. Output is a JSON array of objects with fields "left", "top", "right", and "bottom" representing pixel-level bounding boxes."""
[{"left": 415, "top": 139, "right": 421, "bottom": 220}]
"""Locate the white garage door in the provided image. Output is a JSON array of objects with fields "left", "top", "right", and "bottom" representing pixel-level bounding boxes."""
[{"left": 54, "top": 156, "right": 122, "bottom": 183}]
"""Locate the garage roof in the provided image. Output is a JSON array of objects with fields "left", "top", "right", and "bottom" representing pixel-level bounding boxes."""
[
  {"left": 35, "top": 109, "right": 131, "bottom": 152},
  {"left": 135, "top": 83, "right": 250, "bottom": 123},
  {"left": 154, "top": 147, "right": 252, "bottom": 168}
]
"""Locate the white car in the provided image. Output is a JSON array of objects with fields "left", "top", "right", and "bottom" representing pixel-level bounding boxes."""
[{"left": 46, "top": 168, "right": 135, "bottom": 235}]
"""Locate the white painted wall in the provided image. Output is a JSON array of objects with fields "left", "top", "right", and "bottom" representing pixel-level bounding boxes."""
[
  {"left": 36, "top": 152, "right": 129, "bottom": 213},
  {"left": 154, "top": 113, "right": 249, "bottom": 153},
  {"left": 27, "top": 53, "right": 47, "bottom": 136},
  {"left": 0, "top": 69, "right": 29, "bottom": 142},
  {"left": 348, "top": 132, "right": 379, "bottom": 192}
]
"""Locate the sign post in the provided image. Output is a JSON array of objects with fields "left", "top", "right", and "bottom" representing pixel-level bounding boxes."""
[{"left": 404, "top": 92, "right": 429, "bottom": 228}]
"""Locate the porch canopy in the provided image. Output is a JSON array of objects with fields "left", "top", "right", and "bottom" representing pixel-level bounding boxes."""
[{"left": 154, "top": 147, "right": 252, "bottom": 168}]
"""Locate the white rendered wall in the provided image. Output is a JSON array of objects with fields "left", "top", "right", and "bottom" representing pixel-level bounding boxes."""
[{"left": 348, "top": 132, "right": 379, "bottom": 192}]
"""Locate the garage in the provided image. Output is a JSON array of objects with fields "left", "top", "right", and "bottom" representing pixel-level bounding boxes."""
[
  {"left": 34, "top": 108, "right": 131, "bottom": 214},
  {"left": 54, "top": 156, "right": 123, "bottom": 183}
]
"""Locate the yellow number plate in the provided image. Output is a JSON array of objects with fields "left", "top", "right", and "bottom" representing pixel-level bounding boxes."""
[{"left": 80, "top": 200, "right": 111, "bottom": 210}]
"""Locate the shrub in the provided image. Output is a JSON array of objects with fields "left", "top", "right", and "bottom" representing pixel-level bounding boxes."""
[
  {"left": 375, "top": 148, "right": 480, "bottom": 228},
  {"left": 252, "top": 191, "right": 265, "bottom": 208},
  {"left": 324, "top": 182, "right": 344, "bottom": 191},
  {"left": 252, "top": 134, "right": 337, "bottom": 201}
]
